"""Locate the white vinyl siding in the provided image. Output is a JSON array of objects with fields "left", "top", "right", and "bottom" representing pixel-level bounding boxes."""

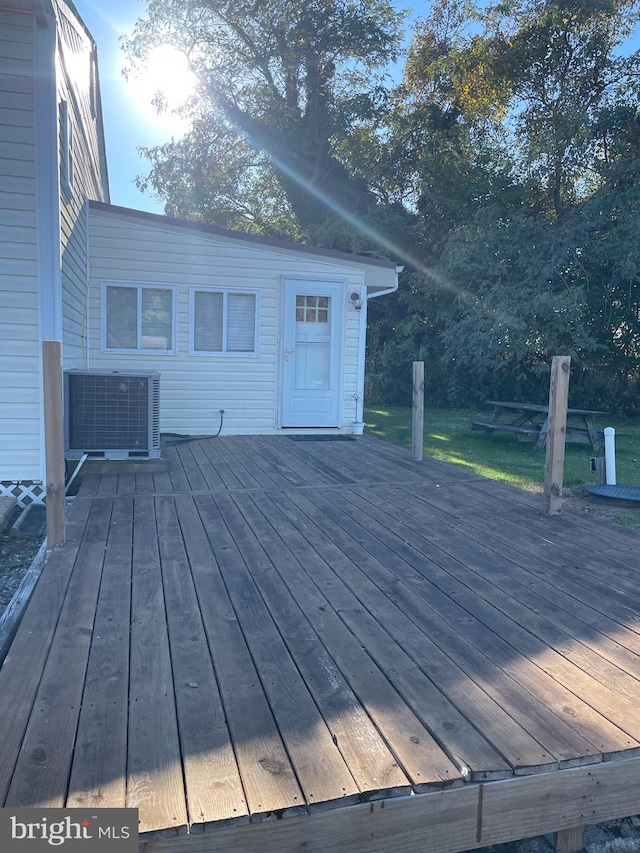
[
  {"left": 102, "top": 282, "right": 176, "bottom": 353},
  {"left": 86, "top": 206, "right": 385, "bottom": 435},
  {"left": 57, "top": 0, "right": 109, "bottom": 369},
  {"left": 0, "top": 8, "right": 40, "bottom": 481},
  {"left": 191, "top": 289, "right": 258, "bottom": 355}
]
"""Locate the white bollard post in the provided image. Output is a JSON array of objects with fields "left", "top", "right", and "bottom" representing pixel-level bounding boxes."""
[{"left": 604, "top": 427, "right": 616, "bottom": 486}]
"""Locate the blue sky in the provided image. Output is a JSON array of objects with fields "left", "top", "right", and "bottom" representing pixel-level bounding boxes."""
[
  {"left": 74, "top": 0, "right": 168, "bottom": 212},
  {"left": 74, "top": 0, "right": 639, "bottom": 216}
]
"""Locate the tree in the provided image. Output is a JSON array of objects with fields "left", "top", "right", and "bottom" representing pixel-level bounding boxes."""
[
  {"left": 125, "top": 0, "right": 406, "bottom": 239},
  {"left": 365, "top": 0, "right": 640, "bottom": 411},
  {"left": 404, "top": 0, "right": 640, "bottom": 219},
  {"left": 135, "top": 115, "right": 302, "bottom": 238},
  {"left": 499, "top": 0, "right": 640, "bottom": 219}
]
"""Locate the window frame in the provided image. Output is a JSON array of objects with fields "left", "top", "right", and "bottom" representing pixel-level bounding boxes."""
[
  {"left": 189, "top": 286, "right": 260, "bottom": 357},
  {"left": 89, "top": 48, "right": 98, "bottom": 119},
  {"left": 60, "top": 99, "right": 74, "bottom": 196},
  {"left": 101, "top": 281, "right": 177, "bottom": 355}
]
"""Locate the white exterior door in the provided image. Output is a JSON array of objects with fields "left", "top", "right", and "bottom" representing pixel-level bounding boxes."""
[{"left": 281, "top": 280, "right": 343, "bottom": 428}]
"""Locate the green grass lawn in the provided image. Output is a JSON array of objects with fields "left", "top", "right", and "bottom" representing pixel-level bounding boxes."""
[{"left": 364, "top": 405, "right": 640, "bottom": 493}]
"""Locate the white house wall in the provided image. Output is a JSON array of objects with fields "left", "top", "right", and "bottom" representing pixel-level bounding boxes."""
[
  {"left": 0, "top": 7, "right": 41, "bottom": 481},
  {"left": 87, "top": 208, "right": 366, "bottom": 435},
  {"left": 57, "top": 0, "right": 108, "bottom": 368}
]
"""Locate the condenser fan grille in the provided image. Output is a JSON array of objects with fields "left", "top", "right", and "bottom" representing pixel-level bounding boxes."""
[{"left": 65, "top": 370, "right": 161, "bottom": 458}]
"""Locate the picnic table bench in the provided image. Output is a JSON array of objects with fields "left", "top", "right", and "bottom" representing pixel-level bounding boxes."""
[{"left": 470, "top": 400, "right": 607, "bottom": 451}]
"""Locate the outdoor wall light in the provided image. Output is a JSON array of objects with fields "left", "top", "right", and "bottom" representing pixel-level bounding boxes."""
[{"left": 350, "top": 291, "right": 363, "bottom": 310}]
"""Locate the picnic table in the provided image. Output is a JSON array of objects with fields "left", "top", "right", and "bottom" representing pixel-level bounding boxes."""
[{"left": 470, "top": 400, "right": 607, "bottom": 451}]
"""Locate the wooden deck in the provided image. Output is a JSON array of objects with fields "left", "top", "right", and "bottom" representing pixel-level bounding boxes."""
[{"left": 2, "top": 434, "right": 640, "bottom": 852}]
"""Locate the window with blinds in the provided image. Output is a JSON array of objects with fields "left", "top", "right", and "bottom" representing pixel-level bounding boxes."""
[{"left": 192, "top": 289, "right": 258, "bottom": 355}]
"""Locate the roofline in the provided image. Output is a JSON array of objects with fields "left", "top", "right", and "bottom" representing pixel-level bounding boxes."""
[
  {"left": 56, "top": 0, "right": 94, "bottom": 46},
  {"left": 88, "top": 201, "right": 397, "bottom": 270},
  {"left": 56, "top": 0, "right": 110, "bottom": 201}
]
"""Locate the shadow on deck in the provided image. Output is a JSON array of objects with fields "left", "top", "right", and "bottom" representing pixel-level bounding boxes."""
[{"left": 1, "top": 434, "right": 640, "bottom": 853}]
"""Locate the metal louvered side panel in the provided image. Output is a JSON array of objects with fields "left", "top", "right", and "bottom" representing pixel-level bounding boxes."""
[{"left": 149, "top": 374, "right": 161, "bottom": 457}]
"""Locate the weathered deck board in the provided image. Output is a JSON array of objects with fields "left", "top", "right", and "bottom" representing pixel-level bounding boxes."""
[
  {"left": 0, "top": 497, "right": 92, "bottom": 803},
  {"left": 224, "top": 436, "right": 299, "bottom": 489},
  {"left": 156, "top": 496, "right": 248, "bottom": 828},
  {"left": 298, "top": 437, "right": 425, "bottom": 486},
  {"left": 275, "top": 488, "right": 567, "bottom": 772},
  {"left": 183, "top": 441, "right": 229, "bottom": 490},
  {"left": 399, "top": 481, "right": 640, "bottom": 658},
  {"left": 152, "top": 470, "right": 173, "bottom": 493},
  {"left": 200, "top": 439, "right": 263, "bottom": 490},
  {"left": 67, "top": 496, "right": 133, "bottom": 809},
  {"left": 135, "top": 471, "right": 155, "bottom": 495},
  {"left": 126, "top": 495, "right": 188, "bottom": 836},
  {"left": 97, "top": 472, "right": 119, "bottom": 495},
  {"left": 4, "top": 497, "right": 112, "bottom": 807},
  {"left": 196, "top": 492, "right": 362, "bottom": 810},
  {"left": 315, "top": 486, "right": 640, "bottom": 754},
  {"left": 166, "top": 447, "right": 192, "bottom": 494},
  {"left": 135, "top": 758, "right": 640, "bottom": 853},
  {"left": 174, "top": 444, "right": 209, "bottom": 492},
  {"left": 173, "top": 495, "right": 305, "bottom": 821},
  {"left": 197, "top": 440, "right": 246, "bottom": 489},
  {"left": 242, "top": 435, "right": 335, "bottom": 487},
  {"left": 209, "top": 490, "right": 417, "bottom": 799},
  {"left": 250, "top": 489, "right": 509, "bottom": 780},
  {"left": 3, "top": 434, "right": 640, "bottom": 853},
  {"left": 366, "top": 484, "right": 640, "bottom": 701},
  {"left": 277, "top": 487, "right": 597, "bottom": 769},
  {"left": 234, "top": 490, "right": 464, "bottom": 791}
]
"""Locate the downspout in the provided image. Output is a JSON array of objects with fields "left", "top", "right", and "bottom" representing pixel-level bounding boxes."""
[
  {"left": 365, "top": 265, "right": 404, "bottom": 302},
  {"left": 354, "top": 286, "right": 368, "bottom": 431}
]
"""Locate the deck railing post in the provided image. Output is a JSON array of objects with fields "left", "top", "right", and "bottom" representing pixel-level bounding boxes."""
[
  {"left": 554, "top": 827, "right": 584, "bottom": 853},
  {"left": 42, "top": 340, "right": 65, "bottom": 547},
  {"left": 543, "top": 355, "right": 571, "bottom": 516},
  {"left": 412, "top": 361, "right": 425, "bottom": 462}
]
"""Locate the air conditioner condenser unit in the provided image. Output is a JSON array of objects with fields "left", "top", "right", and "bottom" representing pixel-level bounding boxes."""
[{"left": 64, "top": 369, "right": 161, "bottom": 459}]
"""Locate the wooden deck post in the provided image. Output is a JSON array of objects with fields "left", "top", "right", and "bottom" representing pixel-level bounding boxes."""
[
  {"left": 42, "top": 340, "right": 65, "bottom": 547},
  {"left": 412, "top": 361, "right": 425, "bottom": 462},
  {"left": 555, "top": 826, "right": 584, "bottom": 853},
  {"left": 543, "top": 356, "right": 571, "bottom": 516}
]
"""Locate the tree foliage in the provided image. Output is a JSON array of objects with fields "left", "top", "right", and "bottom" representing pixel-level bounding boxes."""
[
  {"left": 125, "top": 0, "right": 405, "bottom": 239},
  {"left": 367, "top": 0, "right": 640, "bottom": 412},
  {"left": 127, "top": 0, "right": 640, "bottom": 414}
]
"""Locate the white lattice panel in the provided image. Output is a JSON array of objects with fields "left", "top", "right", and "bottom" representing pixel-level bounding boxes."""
[{"left": 0, "top": 481, "right": 45, "bottom": 507}]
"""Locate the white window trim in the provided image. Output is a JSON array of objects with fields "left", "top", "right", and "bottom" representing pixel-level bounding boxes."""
[
  {"left": 189, "top": 287, "right": 260, "bottom": 357},
  {"left": 60, "top": 99, "right": 73, "bottom": 196},
  {"left": 101, "top": 281, "right": 177, "bottom": 355}
]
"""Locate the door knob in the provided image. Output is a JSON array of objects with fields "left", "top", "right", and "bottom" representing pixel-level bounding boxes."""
[{"left": 285, "top": 346, "right": 291, "bottom": 361}]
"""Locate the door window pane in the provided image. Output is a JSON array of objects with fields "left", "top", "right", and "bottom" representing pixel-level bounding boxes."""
[
  {"left": 294, "top": 342, "right": 330, "bottom": 389},
  {"left": 296, "top": 295, "right": 331, "bottom": 324}
]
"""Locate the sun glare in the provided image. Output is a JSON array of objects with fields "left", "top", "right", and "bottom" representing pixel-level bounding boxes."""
[{"left": 125, "top": 44, "right": 197, "bottom": 133}]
